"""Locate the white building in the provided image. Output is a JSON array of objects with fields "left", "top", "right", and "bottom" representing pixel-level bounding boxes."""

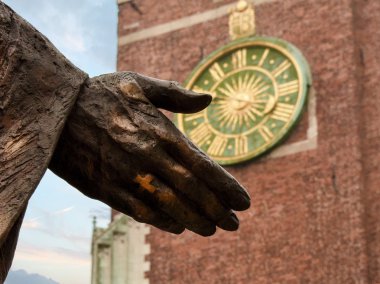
[{"left": 91, "top": 215, "right": 150, "bottom": 284}]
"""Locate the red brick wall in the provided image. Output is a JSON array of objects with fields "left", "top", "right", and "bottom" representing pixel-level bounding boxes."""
[
  {"left": 118, "top": 0, "right": 236, "bottom": 37},
  {"left": 117, "top": 0, "right": 380, "bottom": 282},
  {"left": 353, "top": 0, "right": 380, "bottom": 281}
]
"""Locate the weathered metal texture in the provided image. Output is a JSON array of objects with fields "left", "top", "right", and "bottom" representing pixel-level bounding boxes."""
[
  {"left": 0, "top": 3, "right": 251, "bottom": 282},
  {"left": 50, "top": 73, "right": 251, "bottom": 237}
]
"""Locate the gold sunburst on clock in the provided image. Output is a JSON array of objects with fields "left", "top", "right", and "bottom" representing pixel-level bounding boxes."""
[{"left": 210, "top": 65, "right": 278, "bottom": 132}]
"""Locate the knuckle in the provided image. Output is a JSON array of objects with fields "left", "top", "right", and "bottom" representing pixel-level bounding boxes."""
[
  {"left": 109, "top": 111, "right": 138, "bottom": 135},
  {"left": 122, "top": 71, "right": 134, "bottom": 76},
  {"left": 136, "top": 138, "right": 160, "bottom": 154},
  {"left": 120, "top": 71, "right": 138, "bottom": 81},
  {"left": 169, "top": 80, "right": 181, "bottom": 89},
  {"left": 182, "top": 170, "right": 195, "bottom": 184}
]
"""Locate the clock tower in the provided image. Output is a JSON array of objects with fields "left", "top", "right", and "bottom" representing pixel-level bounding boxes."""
[{"left": 93, "top": 0, "right": 380, "bottom": 283}]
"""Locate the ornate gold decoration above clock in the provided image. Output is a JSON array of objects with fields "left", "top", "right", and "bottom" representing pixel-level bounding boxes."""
[
  {"left": 174, "top": 0, "right": 312, "bottom": 165},
  {"left": 229, "top": 0, "right": 256, "bottom": 40}
]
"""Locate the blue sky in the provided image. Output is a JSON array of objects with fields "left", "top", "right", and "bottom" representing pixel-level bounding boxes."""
[{"left": 3, "top": 1, "right": 118, "bottom": 283}]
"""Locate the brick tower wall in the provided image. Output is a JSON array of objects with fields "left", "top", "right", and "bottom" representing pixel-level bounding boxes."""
[{"left": 117, "top": 0, "right": 380, "bottom": 283}]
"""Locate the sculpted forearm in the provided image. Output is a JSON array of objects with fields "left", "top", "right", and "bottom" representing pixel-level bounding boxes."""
[{"left": 0, "top": 3, "right": 87, "bottom": 280}]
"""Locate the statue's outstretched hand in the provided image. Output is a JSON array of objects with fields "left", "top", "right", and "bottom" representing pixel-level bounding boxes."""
[{"left": 50, "top": 72, "right": 251, "bottom": 236}]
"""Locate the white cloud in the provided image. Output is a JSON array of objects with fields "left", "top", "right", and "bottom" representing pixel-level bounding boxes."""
[
  {"left": 15, "top": 243, "right": 90, "bottom": 266},
  {"left": 21, "top": 206, "right": 90, "bottom": 246},
  {"left": 53, "top": 206, "right": 74, "bottom": 215},
  {"left": 90, "top": 0, "right": 108, "bottom": 7},
  {"left": 22, "top": 218, "right": 41, "bottom": 230}
]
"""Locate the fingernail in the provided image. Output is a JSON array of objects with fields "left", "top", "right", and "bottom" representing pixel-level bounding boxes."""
[
  {"left": 232, "top": 191, "right": 251, "bottom": 211},
  {"left": 217, "top": 212, "right": 239, "bottom": 231},
  {"left": 156, "top": 221, "right": 185, "bottom": 235},
  {"left": 195, "top": 225, "right": 216, "bottom": 237},
  {"left": 169, "top": 224, "right": 186, "bottom": 235}
]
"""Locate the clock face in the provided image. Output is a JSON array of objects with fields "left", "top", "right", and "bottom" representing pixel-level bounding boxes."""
[{"left": 175, "top": 37, "right": 311, "bottom": 165}]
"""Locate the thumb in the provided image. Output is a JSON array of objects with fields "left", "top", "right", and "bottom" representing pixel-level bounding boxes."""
[{"left": 133, "top": 73, "right": 212, "bottom": 114}]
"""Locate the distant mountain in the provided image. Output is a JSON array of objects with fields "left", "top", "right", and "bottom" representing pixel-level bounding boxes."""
[{"left": 5, "top": 269, "right": 60, "bottom": 284}]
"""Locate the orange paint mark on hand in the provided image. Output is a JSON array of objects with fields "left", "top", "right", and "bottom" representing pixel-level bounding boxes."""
[{"left": 134, "top": 174, "right": 157, "bottom": 193}]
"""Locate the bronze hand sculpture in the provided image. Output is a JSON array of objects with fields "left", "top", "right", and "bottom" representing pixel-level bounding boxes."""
[
  {"left": 0, "top": 3, "right": 250, "bottom": 281},
  {"left": 51, "top": 73, "right": 250, "bottom": 236}
]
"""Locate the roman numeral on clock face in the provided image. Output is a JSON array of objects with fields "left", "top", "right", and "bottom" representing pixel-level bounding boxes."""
[
  {"left": 192, "top": 86, "right": 207, "bottom": 93},
  {"left": 258, "top": 125, "right": 274, "bottom": 143},
  {"left": 272, "top": 60, "right": 291, "bottom": 78},
  {"left": 232, "top": 49, "right": 247, "bottom": 69},
  {"left": 192, "top": 86, "right": 216, "bottom": 98},
  {"left": 189, "top": 124, "right": 211, "bottom": 147},
  {"left": 184, "top": 112, "right": 204, "bottom": 122},
  {"left": 235, "top": 136, "right": 248, "bottom": 155},
  {"left": 207, "top": 136, "right": 228, "bottom": 156},
  {"left": 278, "top": 80, "right": 299, "bottom": 97},
  {"left": 271, "top": 103, "right": 295, "bottom": 122},
  {"left": 209, "top": 63, "right": 225, "bottom": 81},
  {"left": 258, "top": 48, "right": 270, "bottom": 67}
]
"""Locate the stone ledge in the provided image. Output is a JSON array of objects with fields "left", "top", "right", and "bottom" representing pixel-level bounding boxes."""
[{"left": 118, "top": 0, "right": 276, "bottom": 46}]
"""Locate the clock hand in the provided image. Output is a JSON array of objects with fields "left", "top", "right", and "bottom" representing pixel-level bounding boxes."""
[
  {"left": 212, "top": 97, "right": 253, "bottom": 103},
  {"left": 263, "top": 96, "right": 276, "bottom": 114},
  {"left": 213, "top": 96, "right": 274, "bottom": 105}
]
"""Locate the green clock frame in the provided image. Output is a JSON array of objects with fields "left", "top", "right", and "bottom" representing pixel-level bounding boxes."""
[{"left": 175, "top": 36, "right": 312, "bottom": 165}]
